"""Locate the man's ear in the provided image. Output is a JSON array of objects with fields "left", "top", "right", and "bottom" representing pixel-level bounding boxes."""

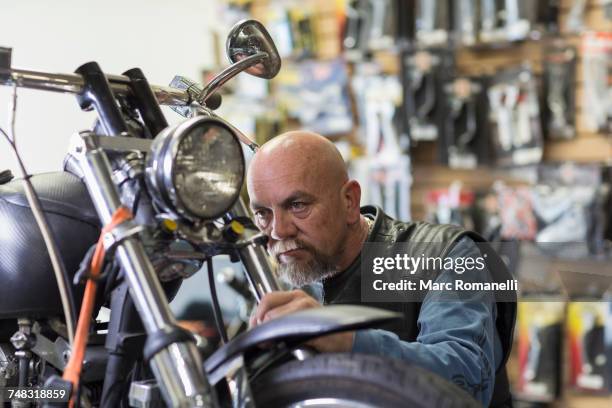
[{"left": 342, "top": 180, "right": 361, "bottom": 224}]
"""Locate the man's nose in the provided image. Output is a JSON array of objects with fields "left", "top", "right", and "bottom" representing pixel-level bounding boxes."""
[{"left": 270, "top": 211, "right": 297, "bottom": 241}]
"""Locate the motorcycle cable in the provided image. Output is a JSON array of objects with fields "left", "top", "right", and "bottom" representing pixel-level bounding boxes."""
[
  {"left": 63, "top": 206, "right": 133, "bottom": 408},
  {"left": 0, "top": 83, "right": 77, "bottom": 345},
  {"left": 206, "top": 257, "right": 229, "bottom": 344},
  {"left": 102, "top": 261, "right": 122, "bottom": 299}
]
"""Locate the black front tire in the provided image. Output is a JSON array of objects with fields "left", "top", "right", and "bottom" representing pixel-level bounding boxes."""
[{"left": 251, "top": 353, "right": 480, "bottom": 408}]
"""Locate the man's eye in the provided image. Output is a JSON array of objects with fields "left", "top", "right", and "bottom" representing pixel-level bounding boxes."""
[
  {"left": 254, "top": 210, "right": 271, "bottom": 224},
  {"left": 290, "top": 202, "right": 307, "bottom": 211}
]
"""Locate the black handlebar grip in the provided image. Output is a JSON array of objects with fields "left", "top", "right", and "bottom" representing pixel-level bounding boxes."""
[{"left": 206, "top": 92, "right": 222, "bottom": 110}]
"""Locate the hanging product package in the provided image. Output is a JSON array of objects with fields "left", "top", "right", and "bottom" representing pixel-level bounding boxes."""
[
  {"left": 351, "top": 69, "right": 412, "bottom": 222},
  {"left": 275, "top": 58, "right": 353, "bottom": 136},
  {"left": 477, "top": 0, "right": 558, "bottom": 45},
  {"left": 566, "top": 0, "right": 588, "bottom": 34},
  {"left": 343, "top": 0, "right": 396, "bottom": 56},
  {"left": 415, "top": 0, "right": 450, "bottom": 48},
  {"left": 401, "top": 48, "right": 454, "bottom": 143},
  {"left": 396, "top": 0, "right": 416, "bottom": 43},
  {"left": 440, "top": 76, "right": 490, "bottom": 168},
  {"left": 366, "top": 0, "right": 396, "bottom": 50},
  {"left": 479, "top": 0, "right": 532, "bottom": 44},
  {"left": 352, "top": 64, "right": 408, "bottom": 149},
  {"left": 494, "top": 183, "right": 538, "bottom": 241},
  {"left": 582, "top": 32, "right": 612, "bottom": 134},
  {"left": 606, "top": 298, "right": 612, "bottom": 392},
  {"left": 365, "top": 154, "right": 412, "bottom": 222},
  {"left": 487, "top": 65, "right": 543, "bottom": 167},
  {"left": 424, "top": 184, "right": 475, "bottom": 228},
  {"left": 452, "top": 0, "right": 478, "bottom": 46},
  {"left": 567, "top": 301, "right": 609, "bottom": 392},
  {"left": 542, "top": 43, "right": 577, "bottom": 140},
  {"left": 532, "top": 164, "right": 604, "bottom": 257},
  {"left": 531, "top": 0, "right": 560, "bottom": 34},
  {"left": 266, "top": 7, "right": 294, "bottom": 58},
  {"left": 603, "top": 165, "right": 612, "bottom": 243},
  {"left": 343, "top": 0, "right": 368, "bottom": 56},
  {"left": 515, "top": 300, "right": 565, "bottom": 403},
  {"left": 287, "top": 7, "right": 316, "bottom": 59}
]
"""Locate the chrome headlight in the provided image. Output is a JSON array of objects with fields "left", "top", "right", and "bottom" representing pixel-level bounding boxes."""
[{"left": 146, "top": 116, "right": 245, "bottom": 222}]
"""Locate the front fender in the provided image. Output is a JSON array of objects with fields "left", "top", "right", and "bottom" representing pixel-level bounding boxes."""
[{"left": 204, "top": 304, "right": 400, "bottom": 382}]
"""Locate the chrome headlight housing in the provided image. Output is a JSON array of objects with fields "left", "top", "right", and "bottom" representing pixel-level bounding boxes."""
[{"left": 146, "top": 116, "right": 245, "bottom": 222}]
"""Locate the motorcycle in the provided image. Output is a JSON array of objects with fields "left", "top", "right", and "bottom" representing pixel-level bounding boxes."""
[{"left": 0, "top": 20, "right": 479, "bottom": 408}]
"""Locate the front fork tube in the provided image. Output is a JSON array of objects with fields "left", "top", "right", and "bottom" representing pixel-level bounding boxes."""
[
  {"left": 229, "top": 198, "right": 281, "bottom": 302},
  {"left": 73, "top": 132, "right": 215, "bottom": 407}
]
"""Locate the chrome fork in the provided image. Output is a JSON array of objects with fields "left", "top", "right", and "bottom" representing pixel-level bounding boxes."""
[{"left": 72, "top": 131, "right": 216, "bottom": 408}]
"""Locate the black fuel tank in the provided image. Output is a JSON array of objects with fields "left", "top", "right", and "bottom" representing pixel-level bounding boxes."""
[{"left": 0, "top": 172, "right": 100, "bottom": 319}]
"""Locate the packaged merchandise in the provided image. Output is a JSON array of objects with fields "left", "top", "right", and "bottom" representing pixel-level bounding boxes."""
[
  {"left": 567, "top": 301, "right": 609, "bottom": 392},
  {"left": 516, "top": 300, "right": 565, "bottom": 402}
]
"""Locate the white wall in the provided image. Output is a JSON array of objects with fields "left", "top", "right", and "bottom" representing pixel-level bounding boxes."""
[
  {"left": 0, "top": 0, "right": 224, "bottom": 174},
  {"left": 0, "top": 1, "right": 250, "bottom": 316}
]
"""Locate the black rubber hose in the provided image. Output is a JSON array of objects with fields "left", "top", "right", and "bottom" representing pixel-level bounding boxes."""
[
  {"left": 206, "top": 258, "right": 228, "bottom": 344},
  {"left": 100, "top": 352, "right": 133, "bottom": 407},
  {"left": 18, "top": 356, "right": 28, "bottom": 386}
]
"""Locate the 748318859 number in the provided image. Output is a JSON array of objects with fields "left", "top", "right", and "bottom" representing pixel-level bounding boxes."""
[{"left": 1, "top": 387, "right": 69, "bottom": 402}]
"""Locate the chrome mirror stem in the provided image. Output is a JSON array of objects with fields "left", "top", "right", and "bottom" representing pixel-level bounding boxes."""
[
  {"left": 195, "top": 105, "right": 260, "bottom": 152},
  {"left": 198, "top": 52, "right": 267, "bottom": 105}
]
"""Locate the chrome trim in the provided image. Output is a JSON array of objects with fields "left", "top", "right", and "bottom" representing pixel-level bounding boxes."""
[
  {"left": 226, "top": 20, "right": 281, "bottom": 79},
  {"left": 145, "top": 116, "right": 245, "bottom": 222},
  {"left": 230, "top": 198, "right": 281, "bottom": 301},
  {"left": 128, "top": 379, "right": 162, "bottom": 408},
  {"left": 145, "top": 124, "right": 178, "bottom": 218},
  {"left": 0, "top": 67, "right": 192, "bottom": 106},
  {"left": 150, "top": 342, "right": 214, "bottom": 407},
  {"left": 89, "top": 134, "right": 153, "bottom": 153},
  {"left": 291, "top": 347, "right": 315, "bottom": 361},
  {"left": 225, "top": 356, "right": 255, "bottom": 408},
  {"left": 195, "top": 106, "right": 259, "bottom": 152},
  {"left": 102, "top": 223, "right": 145, "bottom": 252},
  {"left": 289, "top": 399, "right": 377, "bottom": 408},
  {"left": 72, "top": 131, "right": 214, "bottom": 407},
  {"left": 198, "top": 53, "right": 267, "bottom": 105}
]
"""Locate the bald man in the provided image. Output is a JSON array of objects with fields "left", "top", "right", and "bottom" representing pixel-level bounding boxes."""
[{"left": 246, "top": 131, "right": 515, "bottom": 407}]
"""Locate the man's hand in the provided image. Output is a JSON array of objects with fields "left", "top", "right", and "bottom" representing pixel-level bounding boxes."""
[{"left": 250, "top": 290, "right": 355, "bottom": 353}]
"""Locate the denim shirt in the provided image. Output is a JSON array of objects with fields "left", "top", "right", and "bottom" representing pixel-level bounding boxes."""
[{"left": 350, "top": 236, "right": 503, "bottom": 406}]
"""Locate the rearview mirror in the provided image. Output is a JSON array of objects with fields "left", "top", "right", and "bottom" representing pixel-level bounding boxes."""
[{"left": 226, "top": 20, "right": 281, "bottom": 79}]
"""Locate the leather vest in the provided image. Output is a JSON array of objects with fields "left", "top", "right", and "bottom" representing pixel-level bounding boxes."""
[{"left": 321, "top": 206, "right": 516, "bottom": 408}]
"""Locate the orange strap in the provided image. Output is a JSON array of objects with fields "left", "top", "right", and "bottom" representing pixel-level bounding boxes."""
[{"left": 62, "top": 206, "right": 133, "bottom": 407}]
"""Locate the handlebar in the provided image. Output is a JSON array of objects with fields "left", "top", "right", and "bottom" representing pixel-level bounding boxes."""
[{"left": 0, "top": 66, "right": 196, "bottom": 107}]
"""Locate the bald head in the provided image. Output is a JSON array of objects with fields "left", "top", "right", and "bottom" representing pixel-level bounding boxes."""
[{"left": 248, "top": 131, "right": 348, "bottom": 191}]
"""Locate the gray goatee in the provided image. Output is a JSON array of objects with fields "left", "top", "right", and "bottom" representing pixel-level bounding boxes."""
[{"left": 269, "top": 239, "right": 337, "bottom": 287}]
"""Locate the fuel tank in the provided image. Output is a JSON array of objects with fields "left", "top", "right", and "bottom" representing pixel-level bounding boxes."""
[{"left": 0, "top": 172, "right": 100, "bottom": 319}]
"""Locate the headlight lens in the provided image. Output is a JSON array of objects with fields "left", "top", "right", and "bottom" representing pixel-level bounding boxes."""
[{"left": 146, "top": 116, "right": 245, "bottom": 221}]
